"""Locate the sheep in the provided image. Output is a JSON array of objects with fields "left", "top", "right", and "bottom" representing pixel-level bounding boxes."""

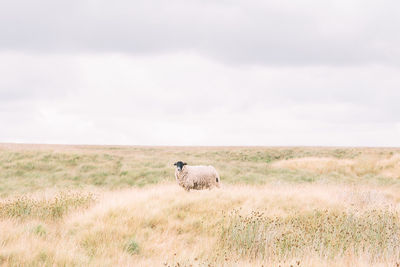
[{"left": 173, "top": 161, "right": 220, "bottom": 191}]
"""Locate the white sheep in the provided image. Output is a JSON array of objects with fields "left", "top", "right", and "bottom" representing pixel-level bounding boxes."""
[{"left": 174, "top": 161, "right": 220, "bottom": 191}]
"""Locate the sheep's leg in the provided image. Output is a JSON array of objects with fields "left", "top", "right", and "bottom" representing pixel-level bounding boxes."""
[
  {"left": 183, "top": 183, "right": 191, "bottom": 192},
  {"left": 215, "top": 176, "right": 221, "bottom": 188},
  {"left": 186, "top": 181, "right": 194, "bottom": 192}
]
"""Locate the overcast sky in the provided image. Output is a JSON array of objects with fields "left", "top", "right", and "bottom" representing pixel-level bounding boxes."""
[{"left": 1, "top": 0, "right": 400, "bottom": 146}]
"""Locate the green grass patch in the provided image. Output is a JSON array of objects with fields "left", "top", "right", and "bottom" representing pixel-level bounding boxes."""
[
  {"left": 0, "top": 146, "right": 400, "bottom": 195},
  {"left": 125, "top": 239, "right": 140, "bottom": 255}
]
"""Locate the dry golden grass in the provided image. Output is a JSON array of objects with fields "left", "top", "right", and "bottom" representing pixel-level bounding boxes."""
[
  {"left": 1, "top": 144, "right": 400, "bottom": 266},
  {"left": 1, "top": 184, "right": 400, "bottom": 266}
]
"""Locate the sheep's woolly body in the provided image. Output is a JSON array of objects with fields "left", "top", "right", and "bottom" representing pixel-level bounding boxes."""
[{"left": 175, "top": 165, "right": 220, "bottom": 191}]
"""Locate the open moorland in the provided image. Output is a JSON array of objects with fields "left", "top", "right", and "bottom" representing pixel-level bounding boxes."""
[{"left": 1, "top": 144, "right": 400, "bottom": 266}]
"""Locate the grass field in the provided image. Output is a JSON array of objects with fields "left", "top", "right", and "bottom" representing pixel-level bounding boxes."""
[{"left": 1, "top": 144, "right": 400, "bottom": 266}]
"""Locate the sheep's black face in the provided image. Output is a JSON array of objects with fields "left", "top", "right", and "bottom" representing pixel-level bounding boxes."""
[{"left": 174, "top": 161, "right": 187, "bottom": 171}]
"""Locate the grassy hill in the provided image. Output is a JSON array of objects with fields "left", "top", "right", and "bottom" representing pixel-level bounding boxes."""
[{"left": 1, "top": 144, "right": 400, "bottom": 266}]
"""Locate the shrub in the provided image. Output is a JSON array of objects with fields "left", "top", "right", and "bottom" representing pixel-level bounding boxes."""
[{"left": 125, "top": 239, "right": 140, "bottom": 255}]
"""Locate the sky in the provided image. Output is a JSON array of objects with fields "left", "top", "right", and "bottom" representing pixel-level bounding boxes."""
[{"left": 1, "top": 0, "right": 400, "bottom": 146}]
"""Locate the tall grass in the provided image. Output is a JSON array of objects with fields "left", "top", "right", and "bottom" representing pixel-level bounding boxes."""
[
  {"left": 0, "top": 191, "right": 95, "bottom": 220},
  {"left": 1, "top": 184, "right": 399, "bottom": 266},
  {"left": 220, "top": 208, "right": 400, "bottom": 261}
]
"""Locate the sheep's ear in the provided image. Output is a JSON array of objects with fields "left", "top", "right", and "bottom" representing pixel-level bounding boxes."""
[
  {"left": 183, "top": 162, "right": 187, "bottom": 165},
  {"left": 174, "top": 162, "right": 177, "bottom": 166}
]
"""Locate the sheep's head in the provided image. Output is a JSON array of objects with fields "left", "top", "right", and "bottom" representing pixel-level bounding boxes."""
[{"left": 174, "top": 161, "right": 187, "bottom": 171}]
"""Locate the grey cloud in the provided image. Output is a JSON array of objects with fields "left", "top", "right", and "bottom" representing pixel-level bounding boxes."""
[{"left": 1, "top": 0, "right": 400, "bottom": 66}]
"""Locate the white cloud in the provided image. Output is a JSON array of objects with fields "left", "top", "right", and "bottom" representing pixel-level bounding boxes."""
[{"left": 1, "top": 51, "right": 399, "bottom": 146}]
